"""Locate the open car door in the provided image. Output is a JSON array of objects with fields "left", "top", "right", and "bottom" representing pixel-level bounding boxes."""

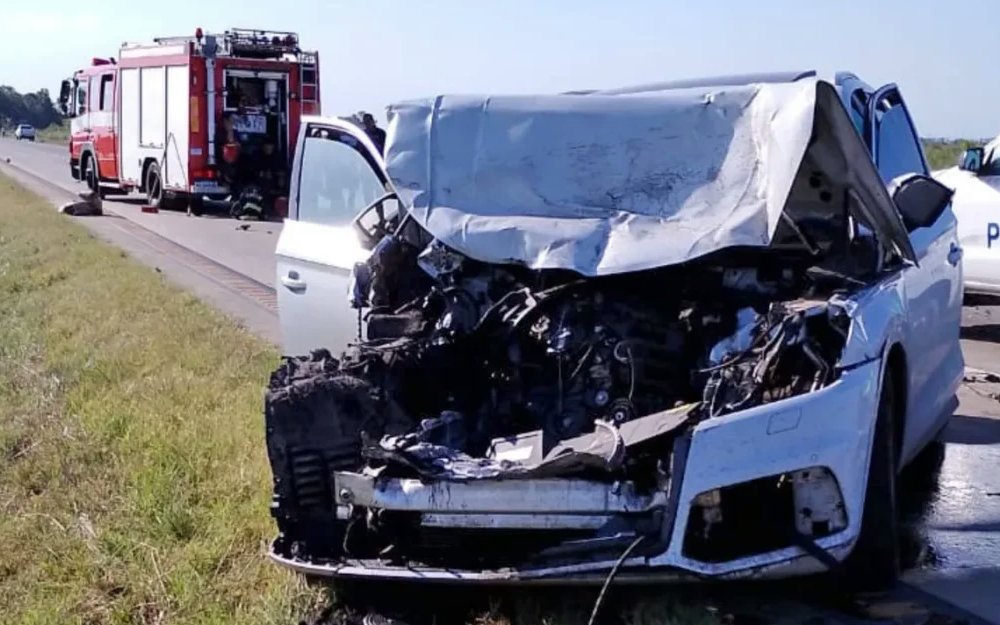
[
  {"left": 867, "top": 84, "right": 964, "bottom": 464},
  {"left": 275, "top": 119, "right": 399, "bottom": 356}
]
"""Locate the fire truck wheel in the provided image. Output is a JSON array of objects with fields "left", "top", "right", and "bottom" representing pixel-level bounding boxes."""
[
  {"left": 145, "top": 162, "right": 164, "bottom": 208},
  {"left": 82, "top": 155, "right": 104, "bottom": 198}
]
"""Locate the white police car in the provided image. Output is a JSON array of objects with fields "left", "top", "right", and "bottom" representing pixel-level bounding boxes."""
[{"left": 935, "top": 134, "right": 1000, "bottom": 294}]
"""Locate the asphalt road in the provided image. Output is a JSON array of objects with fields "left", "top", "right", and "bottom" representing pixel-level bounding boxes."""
[
  {"left": 2, "top": 137, "right": 999, "bottom": 624},
  {"left": 0, "top": 138, "right": 279, "bottom": 286},
  {"left": 0, "top": 137, "right": 281, "bottom": 343}
]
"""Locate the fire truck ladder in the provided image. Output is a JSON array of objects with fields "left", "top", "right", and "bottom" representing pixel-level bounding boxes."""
[{"left": 300, "top": 51, "right": 319, "bottom": 109}]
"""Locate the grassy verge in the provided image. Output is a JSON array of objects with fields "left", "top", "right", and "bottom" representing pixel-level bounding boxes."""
[
  {"left": 34, "top": 122, "right": 68, "bottom": 144},
  {"left": 0, "top": 173, "right": 323, "bottom": 624},
  {"left": 922, "top": 138, "right": 983, "bottom": 171}
]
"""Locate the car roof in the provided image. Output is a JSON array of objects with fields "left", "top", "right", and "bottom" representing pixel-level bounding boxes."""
[
  {"left": 568, "top": 70, "right": 872, "bottom": 100},
  {"left": 590, "top": 70, "right": 818, "bottom": 95}
]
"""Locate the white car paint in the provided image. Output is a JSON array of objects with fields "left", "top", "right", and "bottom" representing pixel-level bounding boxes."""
[
  {"left": 272, "top": 72, "right": 962, "bottom": 581},
  {"left": 276, "top": 116, "right": 394, "bottom": 356},
  {"left": 934, "top": 134, "right": 1000, "bottom": 295}
]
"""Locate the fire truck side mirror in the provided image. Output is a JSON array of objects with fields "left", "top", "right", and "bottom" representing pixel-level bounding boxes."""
[{"left": 58, "top": 80, "right": 71, "bottom": 115}]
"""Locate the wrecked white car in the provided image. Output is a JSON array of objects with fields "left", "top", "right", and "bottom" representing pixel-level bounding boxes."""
[{"left": 267, "top": 72, "right": 963, "bottom": 590}]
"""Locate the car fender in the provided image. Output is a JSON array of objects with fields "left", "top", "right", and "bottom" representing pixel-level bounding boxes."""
[
  {"left": 832, "top": 272, "right": 907, "bottom": 369},
  {"left": 836, "top": 275, "right": 911, "bottom": 469}
]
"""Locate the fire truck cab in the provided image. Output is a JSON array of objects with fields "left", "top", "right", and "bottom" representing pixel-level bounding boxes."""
[{"left": 59, "top": 28, "right": 321, "bottom": 213}]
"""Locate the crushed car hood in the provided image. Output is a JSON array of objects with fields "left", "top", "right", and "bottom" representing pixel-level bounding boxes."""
[{"left": 385, "top": 79, "right": 915, "bottom": 275}]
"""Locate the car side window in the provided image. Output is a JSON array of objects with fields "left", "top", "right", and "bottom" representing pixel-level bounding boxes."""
[
  {"left": 296, "top": 127, "right": 387, "bottom": 227},
  {"left": 873, "top": 92, "right": 927, "bottom": 182}
]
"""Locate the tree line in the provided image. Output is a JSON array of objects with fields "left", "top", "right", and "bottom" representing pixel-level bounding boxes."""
[{"left": 0, "top": 86, "right": 62, "bottom": 130}]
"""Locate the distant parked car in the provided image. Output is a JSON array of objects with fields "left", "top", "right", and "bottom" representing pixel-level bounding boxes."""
[
  {"left": 14, "top": 124, "right": 35, "bottom": 141},
  {"left": 934, "top": 134, "right": 1000, "bottom": 294}
]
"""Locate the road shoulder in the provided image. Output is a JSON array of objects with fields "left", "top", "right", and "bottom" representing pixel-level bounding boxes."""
[{"left": 0, "top": 160, "right": 280, "bottom": 345}]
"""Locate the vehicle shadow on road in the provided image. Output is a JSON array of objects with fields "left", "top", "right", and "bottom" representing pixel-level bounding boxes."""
[
  {"left": 109, "top": 196, "right": 283, "bottom": 222},
  {"left": 940, "top": 414, "right": 1000, "bottom": 445},
  {"left": 309, "top": 577, "right": 877, "bottom": 625},
  {"left": 964, "top": 294, "right": 1000, "bottom": 307},
  {"left": 960, "top": 324, "right": 1000, "bottom": 343}
]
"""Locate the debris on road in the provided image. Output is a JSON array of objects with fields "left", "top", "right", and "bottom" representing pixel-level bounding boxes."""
[
  {"left": 58, "top": 190, "right": 102, "bottom": 216},
  {"left": 963, "top": 369, "right": 1000, "bottom": 385},
  {"left": 961, "top": 369, "right": 1000, "bottom": 404}
]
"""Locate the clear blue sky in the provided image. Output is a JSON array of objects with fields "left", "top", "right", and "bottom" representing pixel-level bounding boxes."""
[{"left": 1, "top": 0, "right": 994, "bottom": 138}]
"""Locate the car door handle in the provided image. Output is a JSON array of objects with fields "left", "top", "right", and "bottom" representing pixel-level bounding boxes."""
[
  {"left": 947, "top": 243, "right": 963, "bottom": 266},
  {"left": 280, "top": 273, "right": 307, "bottom": 291}
]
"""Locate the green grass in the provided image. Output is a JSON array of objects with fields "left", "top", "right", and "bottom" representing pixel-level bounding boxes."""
[
  {"left": 921, "top": 138, "right": 982, "bottom": 171},
  {"left": 34, "top": 121, "right": 68, "bottom": 144},
  {"left": 0, "top": 173, "right": 325, "bottom": 624}
]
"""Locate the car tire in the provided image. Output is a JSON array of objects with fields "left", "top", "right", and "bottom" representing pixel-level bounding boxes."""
[
  {"left": 145, "top": 162, "right": 164, "bottom": 208},
  {"left": 843, "top": 370, "right": 900, "bottom": 590}
]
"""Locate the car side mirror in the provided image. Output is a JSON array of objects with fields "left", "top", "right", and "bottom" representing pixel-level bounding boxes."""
[
  {"left": 352, "top": 193, "right": 401, "bottom": 249},
  {"left": 891, "top": 174, "right": 954, "bottom": 232},
  {"left": 959, "top": 147, "right": 984, "bottom": 173}
]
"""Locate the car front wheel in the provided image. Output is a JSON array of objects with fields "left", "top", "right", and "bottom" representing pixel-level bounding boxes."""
[{"left": 843, "top": 369, "right": 900, "bottom": 590}]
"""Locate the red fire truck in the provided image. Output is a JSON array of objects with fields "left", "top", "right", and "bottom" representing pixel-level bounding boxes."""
[{"left": 59, "top": 27, "right": 321, "bottom": 212}]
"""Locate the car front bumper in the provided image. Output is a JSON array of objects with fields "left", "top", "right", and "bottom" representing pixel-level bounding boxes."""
[{"left": 270, "top": 358, "right": 882, "bottom": 583}]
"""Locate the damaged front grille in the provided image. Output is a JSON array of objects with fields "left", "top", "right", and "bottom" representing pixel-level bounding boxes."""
[{"left": 265, "top": 229, "right": 854, "bottom": 571}]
